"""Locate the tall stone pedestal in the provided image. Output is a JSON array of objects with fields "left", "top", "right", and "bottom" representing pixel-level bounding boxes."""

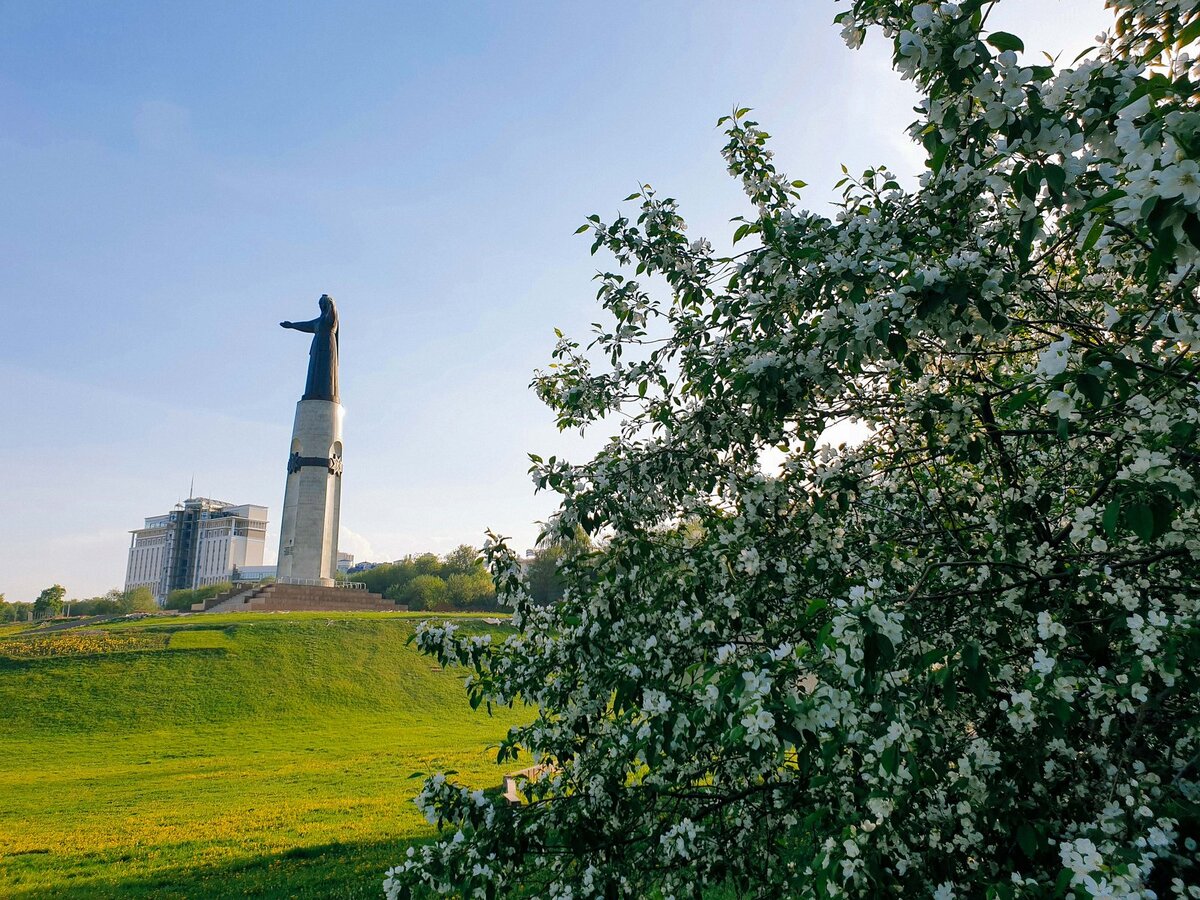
[{"left": 276, "top": 398, "right": 343, "bottom": 585}]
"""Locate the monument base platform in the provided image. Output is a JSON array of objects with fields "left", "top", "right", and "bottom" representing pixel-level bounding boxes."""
[{"left": 194, "top": 582, "right": 404, "bottom": 614}]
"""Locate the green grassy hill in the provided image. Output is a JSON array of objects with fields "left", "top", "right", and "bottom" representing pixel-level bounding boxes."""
[{"left": 0, "top": 612, "right": 525, "bottom": 899}]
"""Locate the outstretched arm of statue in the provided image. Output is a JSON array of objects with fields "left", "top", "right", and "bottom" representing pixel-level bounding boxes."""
[{"left": 280, "top": 317, "right": 320, "bottom": 333}]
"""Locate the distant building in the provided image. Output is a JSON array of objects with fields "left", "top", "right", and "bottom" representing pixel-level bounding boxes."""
[
  {"left": 125, "top": 497, "right": 269, "bottom": 604},
  {"left": 234, "top": 565, "right": 277, "bottom": 583},
  {"left": 337, "top": 551, "right": 354, "bottom": 574}
]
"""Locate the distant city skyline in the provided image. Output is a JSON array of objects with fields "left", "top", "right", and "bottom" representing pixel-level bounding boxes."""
[{"left": 0, "top": 1, "right": 1109, "bottom": 600}]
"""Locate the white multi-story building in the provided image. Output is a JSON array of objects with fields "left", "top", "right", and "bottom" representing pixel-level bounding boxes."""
[{"left": 125, "top": 497, "right": 269, "bottom": 604}]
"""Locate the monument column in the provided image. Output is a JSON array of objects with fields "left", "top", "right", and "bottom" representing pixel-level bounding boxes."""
[{"left": 276, "top": 295, "right": 342, "bottom": 585}]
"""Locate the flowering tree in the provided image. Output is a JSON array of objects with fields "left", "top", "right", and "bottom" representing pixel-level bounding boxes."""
[{"left": 390, "top": 1, "right": 1200, "bottom": 896}]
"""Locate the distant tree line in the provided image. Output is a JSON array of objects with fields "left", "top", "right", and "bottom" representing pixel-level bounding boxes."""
[
  {"left": 163, "top": 582, "right": 234, "bottom": 612},
  {"left": 0, "top": 584, "right": 157, "bottom": 622},
  {"left": 0, "top": 539, "right": 582, "bottom": 623},
  {"left": 351, "top": 545, "right": 497, "bottom": 611},
  {"left": 351, "top": 539, "right": 586, "bottom": 611},
  {"left": 525, "top": 545, "right": 568, "bottom": 607},
  {"left": 0, "top": 592, "right": 32, "bottom": 622},
  {"left": 67, "top": 586, "right": 157, "bottom": 617}
]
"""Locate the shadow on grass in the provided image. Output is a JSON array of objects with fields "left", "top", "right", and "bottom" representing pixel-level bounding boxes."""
[{"left": 5, "top": 837, "right": 426, "bottom": 900}]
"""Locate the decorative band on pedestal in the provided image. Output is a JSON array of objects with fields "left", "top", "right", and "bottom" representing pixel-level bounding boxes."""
[{"left": 287, "top": 452, "right": 344, "bottom": 476}]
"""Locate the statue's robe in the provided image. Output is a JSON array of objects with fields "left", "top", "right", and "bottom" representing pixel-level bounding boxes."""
[{"left": 287, "top": 299, "right": 339, "bottom": 402}]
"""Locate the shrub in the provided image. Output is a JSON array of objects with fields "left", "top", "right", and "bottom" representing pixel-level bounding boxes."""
[{"left": 395, "top": 3, "right": 1200, "bottom": 897}]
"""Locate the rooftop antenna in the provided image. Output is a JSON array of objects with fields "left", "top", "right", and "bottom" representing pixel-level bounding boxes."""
[{"left": 189, "top": 474, "right": 195, "bottom": 500}]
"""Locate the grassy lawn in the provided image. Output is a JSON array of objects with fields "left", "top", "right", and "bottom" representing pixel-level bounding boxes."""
[{"left": 0, "top": 612, "right": 525, "bottom": 898}]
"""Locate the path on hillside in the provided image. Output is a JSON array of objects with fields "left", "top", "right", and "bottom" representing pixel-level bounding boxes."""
[{"left": 21, "top": 615, "right": 124, "bottom": 634}]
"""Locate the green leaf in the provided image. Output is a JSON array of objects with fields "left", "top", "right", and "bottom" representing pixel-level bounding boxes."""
[
  {"left": 1044, "top": 163, "right": 1065, "bottom": 196},
  {"left": 1017, "top": 216, "right": 1037, "bottom": 262},
  {"left": 930, "top": 142, "right": 949, "bottom": 174},
  {"left": 987, "top": 31, "right": 1025, "bottom": 53},
  {"left": 1149, "top": 494, "right": 1176, "bottom": 540},
  {"left": 943, "top": 670, "right": 958, "bottom": 710},
  {"left": 1023, "top": 164, "right": 1041, "bottom": 200},
  {"left": 1109, "top": 355, "right": 1137, "bottom": 379},
  {"left": 1126, "top": 502, "right": 1154, "bottom": 543},
  {"left": 864, "top": 632, "right": 895, "bottom": 677},
  {"left": 881, "top": 743, "right": 900, "bottom": 775},
  {"left": 1178, "top": 17, "right": 1200, "bottom": 49},
  {"left": 963, "top": 642, "right": 980, "bottom": 670},
  {"left": 1102, "top": 498, "right": 1121, "bottom": 537},
  {"left": 1182, "top": 213, "right": 1200, "bottom": 251},
  {"left": 966, "top": 663, "right": 990, "bottom": 700},
  {"left": 1053, "top": 867, "right": 1074, "bottom": 895},
  {"left": 638, "top": 380, "right": 648, "bottom": 398},
  {"left": 574, "top": 223, "right": 591, "bottom": 234},
  {"left": 1081, "top": 217, "right": 1105, "bottom": 252},
  {"left": 1079, "top": 188, "right": 1126, "bottom": 214},
  {"left": 1017, "top": 823, "right": 1038, "bottom": 858},
  {"left": 1145, "top": 242, "right": 1170, "bottom": 286},
  {"left": 777, "top": 720, "right": 804, "bottom": 748},
  {"left": 1076, "top": 371, "right": 1104, "bottom": 407}
]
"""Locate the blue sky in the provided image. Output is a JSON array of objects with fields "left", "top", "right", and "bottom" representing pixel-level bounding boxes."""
[{"left": 0, "top": 1, "right": 1109, "bottom": 600}]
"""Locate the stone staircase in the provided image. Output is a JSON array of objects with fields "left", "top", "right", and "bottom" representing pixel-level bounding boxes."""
[{"left": 194, "top": 582, "right": 403, "bottom": 614}]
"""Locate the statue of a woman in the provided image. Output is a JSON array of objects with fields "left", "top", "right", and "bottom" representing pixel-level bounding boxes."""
[{"left": 281, "top": 294, "right": 339, "bottom": 402}]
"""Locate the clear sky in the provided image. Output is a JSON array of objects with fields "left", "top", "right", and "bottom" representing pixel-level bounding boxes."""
[{"left": 0, "top": 1, "right": 1110, "bottom": 601}]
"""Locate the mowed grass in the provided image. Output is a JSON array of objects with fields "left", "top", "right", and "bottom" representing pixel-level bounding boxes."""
[{"left": 0, "top": 612, "right": 526, "bottom": 898}]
